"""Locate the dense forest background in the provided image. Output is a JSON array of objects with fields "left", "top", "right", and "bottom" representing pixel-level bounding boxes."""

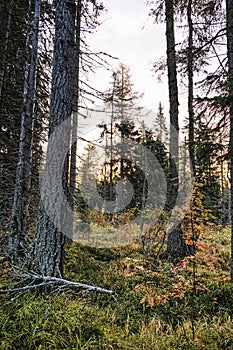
[{"left": 1, "top": 0, "right": 233, "bottom": 349}]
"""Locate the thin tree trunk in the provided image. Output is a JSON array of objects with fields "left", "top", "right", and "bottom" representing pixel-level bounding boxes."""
[
  {"left": 9, "top": 0, "right": 41, "bottom": 262},
  {"left": 226, "top": 0, "right": 233, "bottom": 279},
  {"left": 120, "top": 65, "right": 124, "bottom": 180},
  {"left": 32, "top": 0, "right": 76, "bottom": 277},
  {"left": 187, "top": 0, "right": 195, "bottom": 176},
  {"left": 69, "top": 0, "right": 82, "bottom": 219},
  {"left": 109, "top": 74, "right": 116, "bottom": 201},
  {"left": 0, "top": 0, "right": 13, "bottom": 100}
]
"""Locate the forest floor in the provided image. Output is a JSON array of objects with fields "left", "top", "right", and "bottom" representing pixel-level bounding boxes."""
[{"left": 0, "top": 226, "right": 233, "bottom": 349}]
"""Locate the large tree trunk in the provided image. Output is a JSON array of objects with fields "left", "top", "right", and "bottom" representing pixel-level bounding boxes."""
[
  {"left": 226, "top": 0, "right": 233, "bottom": 280},
  {"left": 165, "top": 0, "right": 190, "bottom": 259},
  {"left": 8, "top": 0, "right": 41, "bottom": 262},
  {"left": 32, "top": 0, "right": 76, "bottom": 277},
  {"left": 165, "top": 0, "right": 179, "bottom": 210}
]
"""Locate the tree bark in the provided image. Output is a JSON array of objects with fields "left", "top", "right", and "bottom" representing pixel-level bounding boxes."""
[
  {"left": 165, "top": 0, "right": 190, "bottom": 259},
  {"left": 33, "top": 0, "right": 76, "bottom": 277},
  {"left": 69, "top": 0, "right": 82, "bottom": 218},
  {"left": 9, "top": 0, "right": 41, "bottom": 262},
  {"left": 226, "top": 0, "right": 233, "bottom": 279},
  {"left": 0, "top": 0, "right": 13, "bottom": 100},
  {"left": 165, "top": 0, "right": 179, "bottom": 210},
  {"left": 187, "top": 0, "right": 195, "bottom": 177}
]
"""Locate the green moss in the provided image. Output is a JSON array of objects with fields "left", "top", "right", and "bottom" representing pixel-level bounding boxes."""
[{"left": 1, "top": 227, "right": 233, "bottom": 349}]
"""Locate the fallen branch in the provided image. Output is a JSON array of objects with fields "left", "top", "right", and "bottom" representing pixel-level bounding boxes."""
[{"left": 0, "top": 271, "right": 114, "bottom": 296}]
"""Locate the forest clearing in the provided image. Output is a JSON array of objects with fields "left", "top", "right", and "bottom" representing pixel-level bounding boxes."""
[{"left": 1, "top": 226, "right": 233, "bottom": 349}]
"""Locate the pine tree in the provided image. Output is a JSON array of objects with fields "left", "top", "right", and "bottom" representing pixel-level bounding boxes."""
[
  {"left": 32, "top": 0, "right": 76, "bottom": 277},
  {"left": 153, "top": 102, "right": 168, "bottom": 144},
  {"left": 226, "top": 0, "right": 233, "bottom": 279},
  {"left": 104, "top": 64, "right": 143, "bottom": 182},
  {"left": 0, "top": 0, "right": 13, "bottom": 100},
  {"left": 0, "top": 1, "right": 28, "bottom": 231},
  {"left": 187, "top": 0, "right": 195, "bottom": 176},
  {"left": 195, "top": 116, "right": 223, "bottom": 220},
  {"left": 9, "top": 0, "right": 41, "bottom": 263},
  {"left": 164, "top": 0, "right": 186, "bottom": 258},
  {"left": 69, "top": 0, "right": 82, "bottom": 216}
]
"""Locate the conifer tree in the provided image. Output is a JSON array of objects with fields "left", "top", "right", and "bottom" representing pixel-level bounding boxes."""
[
  {"left": 0, "top": 1, "right": 28, "bottom": 231},
  {"left": 33, "top": 0, "right": 76, "bottom": 277},
  {"left": 226, "top": 0, "right": 233, "bottom": 279},
  {"left": 9, "top": 0, "right": 41, "bottom": 263},
  {"left": 153, "top": 102, "right": 168, "bottom": 144}
]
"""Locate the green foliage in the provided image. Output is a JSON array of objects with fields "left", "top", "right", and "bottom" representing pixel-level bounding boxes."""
[
  {"left": 195, "top": 117, "right": 228, "bottom": 223},
  {"left": 1, "top": 227, "right": 233, "bottom": 349}
]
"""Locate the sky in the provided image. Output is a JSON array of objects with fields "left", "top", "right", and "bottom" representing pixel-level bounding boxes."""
[
  {"left": 86, "top": 0, "right": 169, "bottom": 112},
  {"left": 78, "top": 0, "right": 176, "bottom": 148}
]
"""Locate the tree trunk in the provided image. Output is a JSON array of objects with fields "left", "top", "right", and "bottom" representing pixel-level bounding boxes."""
[
  {"left": 109, "top": 74, "right": 116, "bottom": 201},
  {"left": 0, "top": 0, "right": 13, "bottom": 100},
  {"left": 165, "top": 0, "right": 190, "bottom": 259},
  {"left": 165, "top": 0, "right": 179, "bottom": 210},
  {"left": 69, "top": 0, "right": 82, "bottom": 217},
  {"left": 226, "top": 0, "right": 233, "bottom": 279},
  {"left": 8, "top": 0, "right": 41, "bottom": 262},
  {"left": 187, "top": 0, "right": 195, "bottom": 176},
  {"left": 32, "top": 0, "right": 76, "bottom": 277}
]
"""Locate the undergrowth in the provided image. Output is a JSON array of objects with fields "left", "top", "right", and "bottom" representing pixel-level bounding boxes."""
[{"left": 0, "top": 227, "right": 233, "bottom": 349}]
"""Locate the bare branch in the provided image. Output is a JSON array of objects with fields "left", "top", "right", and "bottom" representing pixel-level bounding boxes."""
[{"left": 0, "top": 271, "right": 114, "bottom": 295}]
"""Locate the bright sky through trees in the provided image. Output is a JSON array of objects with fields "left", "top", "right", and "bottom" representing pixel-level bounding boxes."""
[{"left": 88, "top": 0, "right": 169, "bottom": 111}]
